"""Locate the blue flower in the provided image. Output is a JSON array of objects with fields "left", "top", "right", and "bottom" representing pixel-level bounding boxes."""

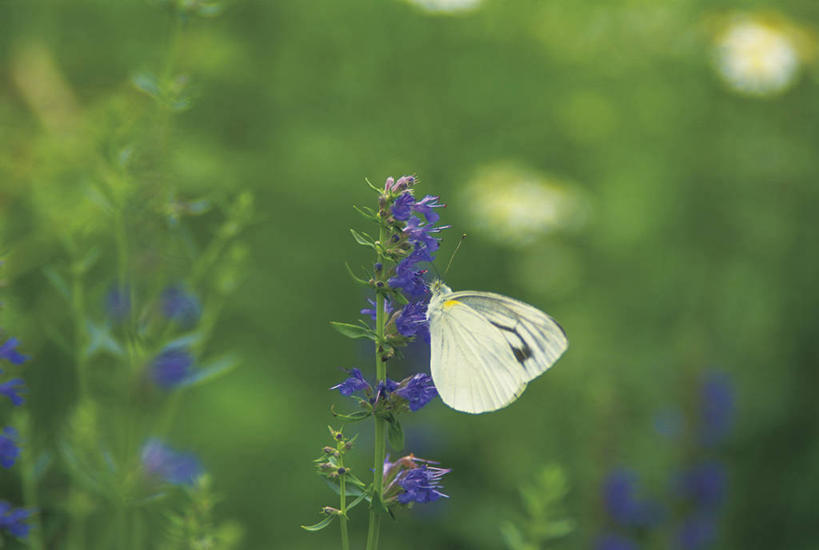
[
  {"left": 105, "top": 285, "right": 131, "bottom": 321},
  {"left": 0, "top": 338, "right": 29, "bottom": 365},
  {"left": 361, "top": 298, "right": 393, "bottom": 321},
  {"left": 391, "top": 192, "right": 415, "bottom": 221},
  {"left": 396, "top": 463, "right": 450, "bottom": 504},
  {"left": 412, "top": 195, "right": 445, "bottom": 223},
  {"left": 677, "top": 462, "right": 726, "bottom": 509},
  {"left": 0, "top": 501, "right": 30, "bottom": 539},
  {"left": 394, "top": 373, "right": 437, "bottom": 411},
  {"left": 388, "top": 256, "right": 429, "bottom": 300},
  {"left": 677, "top": 513, "right": 716, "bottom": 549},
  {"left": 403, "top": 216, "right": 444, "bottom": 257},
  {"left": 0, "top": 427, "right": 21, "bottom": 469},
  {"left": 699, "top": 371, "right": 733, "bottom": 446},
  {"left": 141, "top": 438, "right": 203, "bottom": 486},
  {"left": 161, "top": 285, "right": 202, "bottom": 327},
  {"left": 603, "top": 469, "right": 662, "bottom": 527},
  {"left": 331, "top": 368, "right": 371, "bottom": 396},
  {"left": 395, "top": 300, "right": 429, "bottom": 340},
  {"left": 151, "top": 346, "right": 194, "bottom": 388},
  {"left": 0, "top": 378, "right": 25, "bottom": 406},
  {"left": 595, "top": 533, "right": 639, "bottom": 550}
]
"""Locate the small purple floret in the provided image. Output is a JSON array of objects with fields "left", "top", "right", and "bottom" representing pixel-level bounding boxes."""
[
  {"left": 0, "top": 427, "right": 21, "bottom": 469},
  {"left": 331, "top": 368, "right": 371, "bottom": 396},
  {"left": 0, "top": 500, "right": 31, "bottom": 538},
  {"left": 151, "top": 346, "right": 194, "bottom": 388},
  {"left": 394, "top": 373, "right": 437, "bottom": 411},
  {"left": 141, "top": 438, "right": 203, "bottom": 486},
  {"left": 0, "top": 338, "right": 29, "bottom": 365},
  {"left": 0, "top": 378, "right": 26, "bottom": 407}
]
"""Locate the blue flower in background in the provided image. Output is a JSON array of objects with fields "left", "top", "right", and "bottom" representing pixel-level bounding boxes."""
[
  {"left": 595, "top": 533, "right": 639, "bottom": 550},
  {"left": 677, "top": 513, "right": 716, "bottom": 549},
  {"left": 0, "top": 338, "right": 29, "bottom": 365},
  {"left": 677, "top": 462, "right": 726, "bottom": 509},
  {"left": 0, "top": 427, "right": 21, "bottom": 469},
  {"left": 151, "top": 346, "right": 194, "bottom": 388},
  {"left": 141, "top": 438, "right": 203, "bottom": 486},
  {"left": 0, "top": 377, "right": 25, "bottom": 406},
  {"left": 0, "top": 501, "right": 30, "bottom": 539},
  {"left": 394, "top": 373, "right": 437, "bottom": 411},
  {"left": 603, "top": 469, "right": 662, "bottom": 527},
  {"left": 161, "top": 285, "right": 202, "bottom": 328},
  {"left": 699, "top": 371, "right": 733, "bottom": 446},
  {"left": 105, "top": 285, "right": 131, "bottom": 321},
  {"left": 330, "top": 368, "right": 371, "bottom": 396}
]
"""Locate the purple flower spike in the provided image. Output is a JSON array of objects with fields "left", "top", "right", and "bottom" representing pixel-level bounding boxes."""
[
  {"left": 141, "top": 438, "right": 203, "bottom": 486},
  {"left": 331, "top": 368, "right": 371, "bottom": 396},
  {"left": 0, "top": 338, "right": 29, "bottom": 365},
  {"left": 0, "top": 501, "right": 31, "bottom": 539},
  {"left": 151, "top": 346, "right": 194, "bottom": 389},
  {"left": 0, "top": 427, "right": 21, "bottom": 469},
  {"left": 394, "top": 373, "right": 437, "bottom": 411},
  {"left": 0, "top": 378, "right": 26, "bottom": 406}
]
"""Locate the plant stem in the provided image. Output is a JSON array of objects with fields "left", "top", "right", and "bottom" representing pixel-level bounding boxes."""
[
  {"left": 366, "top": 224, "right": 388, "bottom": 550},
  {"left": 339, "top": 456, "right": 350, "bottom": 550},
  {"left": 19, "top": 411, "right": 45, "bottom": 550}
]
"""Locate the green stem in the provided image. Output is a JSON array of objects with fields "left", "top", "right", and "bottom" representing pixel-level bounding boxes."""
[
  {"left": 19, "top": 412, "right": 45, "bottom": 550},
  {"left": 70, "top": 260, "right": 88, "bottom": 398},
  {"left": 339, "top": 457, "right": 350, "bottom": 550},
  {"left": 366, "top": 224, "right": 388, "bottom": 550}
]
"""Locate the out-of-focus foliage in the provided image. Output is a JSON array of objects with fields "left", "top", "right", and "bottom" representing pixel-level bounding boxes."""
[{"left": 1, "top": 0, "right": 818, "bottom": 548}]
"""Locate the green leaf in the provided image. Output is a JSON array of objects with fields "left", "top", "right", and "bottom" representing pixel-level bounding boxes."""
[
  {"left": 330, "top": 322, "right": 376, "bottom": 341},
  {"left": 350, "top": 228, "right": 375, "bottom": 249},
  {"left": 323, "top": 478, "right": 365, "bottom": 497},
  {"left": 330, "top": 408, "right": 372, "bottom": 423},
  {"left": 364, "top": 177, "right": 382, "bottom": 193},
  {"left": 344, "top": 262, "right": 370, "bottom": 285},
  {"left": 347, "top": 492, "right": 369, "bottom": 511},
  {"left": 300, "top": 515, "right": 335, "bottom": 532},
  {"left": 184, "top": 354, "right": 240, "bottom": 387},
  {"left": 387, "top": 417, "right": 404, "bottom": 451},
  {"left": 42, "top": 267, "right": 70, "bottom": 301},
  {"left": 353, "top": 205, "right": 377, "bottom": 220}
]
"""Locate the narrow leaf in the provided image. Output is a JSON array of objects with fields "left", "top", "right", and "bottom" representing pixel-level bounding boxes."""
[
  {"left": 353, "top": 205, "right": 377, "bottom": 220},
  {"left": 364, "top": 177, "right": 382, "bottom": 193},
  {"left": 330, "top": 322, "right": 376, "bottom": 341},
  {"left": 300, "top": 515, "right": 335, "bottom": 532},
  {"left": 350, "top": 228, "right": 375, "bottom": 249},
  {"left": 42, "top": 267, "right": 70, "bottom": 300},
  {"left": 347, "top": 492, "right": 370, "bottom": 511},
  {"left": 344, "top": 262, "right": 369, "bottom": 285}
]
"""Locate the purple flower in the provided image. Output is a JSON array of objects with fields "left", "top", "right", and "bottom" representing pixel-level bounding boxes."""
[
  {"left": 595, "top": 533, "right": 639, "bottom": 550},
  {"left": 361, "top": 298, "right": 393, "bottom": 321},
  {"left": 412, "top": 195, "right": 445, "bottom": 223},
  {"left": 395, "top": 300, "right": 429, "bottom": 340},
  {"left": 331, "top": 368, "right": 371, "bottom": 396},
  {"left": 105, "top": 285, "right": 131, "bottom": 321},
  {"left": 388, "top": 256, "right": 429, "bottom": 300},
  {"left": 677, "top": 514, "right": 717, "bottom": 549},
  {"left": 677, "top": 462, "right": 726, "bottom": 509},
  {"left": 161, "top": 285, "right": 202, "bottom": 327},
  {"left": 151, "top": 346, "right": 194, "bottom": 388},
  {"left": 0, "top": 338, "right": 29, "bottom": 365},
  {"left": 391, "top": 192, "right": 415, "bottom": 221},
  {"left": 0, "top": 501, "right": 30, "bottom": 539},
  {"left": 0, "top": 378, "right": 25, "bottom": 406},
  {"left": 700, "top": 371, "right": 733, "bottom": 446},
  {"left": 403, "top": 216, "right": 444, "bottom": 257},
  {"left": 603, "top": 469, "right": 662, "bottom": 527},
  {"left": 394, "top": 373, "right": 437, "bottom": 411},
  {"left": 396, "top": 463, "right": 450, "bottom": 504},
  {"left": 141, "top": 438, "right": 203, "bottom": 485},
  {"left": 0, "top": 427, "right": 21, "bottom": 469}
]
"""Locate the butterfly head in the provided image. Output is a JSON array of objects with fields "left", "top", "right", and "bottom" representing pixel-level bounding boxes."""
[{"left": 429, "top": 279, "right": 452, "bottom": 298}]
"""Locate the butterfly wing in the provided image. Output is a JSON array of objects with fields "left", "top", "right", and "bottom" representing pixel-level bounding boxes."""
[
  {"left": 429, "top": 297, "right": 529, "bottom": 414},
  {"left": 444, "top": 291, "right": 568, "bottom": 382}
]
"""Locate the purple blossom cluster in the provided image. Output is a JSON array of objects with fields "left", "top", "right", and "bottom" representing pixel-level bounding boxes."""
[
  {"left": 0, "top": 335, "right": 32, "bottom": 539},
  {"left": 382, "top": 455, "right": 451, "bottom": 505},
  {"left": 597, "top": 370, "right": 734, "bottom": 550},
  {"left": 141, "top": 438, "right": 203, "bottom": 486},
  {"left": 331, "top": 369, "right": 437, "bottom": 413}
]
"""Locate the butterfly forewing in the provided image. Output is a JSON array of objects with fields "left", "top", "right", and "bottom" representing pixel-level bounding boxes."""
[
  {"left": 429, "top": 299, "right": 529, "bottom": 414},
  {"left": 443, "top": 291, "right": 568, "bottom": 382}
]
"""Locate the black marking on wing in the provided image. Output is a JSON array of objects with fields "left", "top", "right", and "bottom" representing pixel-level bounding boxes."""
[{"left": 489, "top": 321, "right": 533, "bottom": 367}]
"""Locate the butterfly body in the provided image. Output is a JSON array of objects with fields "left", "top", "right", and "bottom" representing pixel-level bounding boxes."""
[{"left": 427, "top": 280, "right": 568, "bottom": 414}]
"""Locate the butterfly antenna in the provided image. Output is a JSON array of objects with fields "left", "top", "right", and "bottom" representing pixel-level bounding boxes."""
[{"left": 444, "top": 234, "right": 467, "bottom": 277}]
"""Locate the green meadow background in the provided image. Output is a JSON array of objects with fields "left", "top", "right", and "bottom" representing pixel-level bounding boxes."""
[{"left": 1, "top": 0, "right": 818, "bottom": 548}]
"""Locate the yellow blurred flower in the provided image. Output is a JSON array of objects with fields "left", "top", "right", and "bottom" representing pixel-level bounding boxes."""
[{"left": 404, "top": 0, "right": 482, "bottom": 15}]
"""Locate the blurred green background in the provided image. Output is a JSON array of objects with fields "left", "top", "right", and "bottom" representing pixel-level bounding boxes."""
[{"left": 1, "top": 0, "right": 818, "bottom": 548}]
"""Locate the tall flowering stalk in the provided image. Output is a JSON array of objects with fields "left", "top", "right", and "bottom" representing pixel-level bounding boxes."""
[{"left": 303, "top": 176, "right": 450, "bottom": 549}]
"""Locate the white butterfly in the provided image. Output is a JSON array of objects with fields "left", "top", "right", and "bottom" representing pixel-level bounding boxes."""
[{"left": 427, "top": 280, "right": 568, "bottom": 414}]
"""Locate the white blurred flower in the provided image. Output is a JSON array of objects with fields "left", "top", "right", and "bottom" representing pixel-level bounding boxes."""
[
  {"left": 714, "top": 16, "right": 801, "bottom": 97},
  {"left": 459, "top": 163, "right": 585, "bottom": 247},
  {"left": 404, "top": 0, "right": 482, "bottom": 15}
]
